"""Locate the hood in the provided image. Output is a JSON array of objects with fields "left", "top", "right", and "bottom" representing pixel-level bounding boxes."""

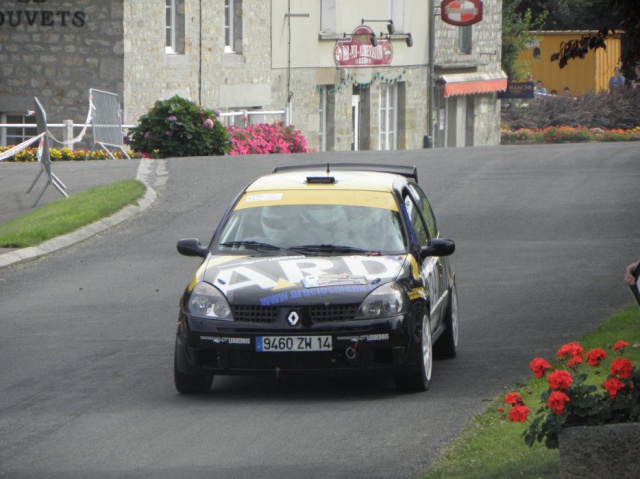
[{"left": 201, "top": 254, "right": 410, "bottom": 306}]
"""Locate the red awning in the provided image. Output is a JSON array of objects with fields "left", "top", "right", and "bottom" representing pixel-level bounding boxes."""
[{"left": 440, "top": 71, "right": 508, "bottom": 97}]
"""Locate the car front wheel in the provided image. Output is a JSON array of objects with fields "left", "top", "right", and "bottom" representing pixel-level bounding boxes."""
[
  {"left": 174, "top": 342, "right": 214, "bottom": 394},
  {"left": 395, "top": 312, "right": 432, "bottom": 392}
]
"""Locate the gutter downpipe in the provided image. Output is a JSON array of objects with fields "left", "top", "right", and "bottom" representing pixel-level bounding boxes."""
[{"left": 427, "top": 0, "right": 435, "bottom": 148}]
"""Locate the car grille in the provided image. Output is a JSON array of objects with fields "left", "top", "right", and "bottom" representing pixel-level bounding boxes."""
[
  {"left": 232, "top": 305, "right": 278, "bottom": 323},
  {"left": 231, "top": 304, "right": 360, "bottom": 323},
  {"left": 309, "top": 304, "right": 359, "bottom": 322}
]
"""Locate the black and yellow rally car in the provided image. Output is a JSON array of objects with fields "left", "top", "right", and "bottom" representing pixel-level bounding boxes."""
[{"left": 174, "top": 163, "right": 457, "bottom": 393}]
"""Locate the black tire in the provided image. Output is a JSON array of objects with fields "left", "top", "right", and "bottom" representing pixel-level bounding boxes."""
[
  {"left": 434, "top": 284, "right": 458, "bottom": 359},
  {"left": 395, "top": 312, "right": 433, "bottom": 393},
  {"left": 174, "top": 343, "right": 214, "bottom": 394}
]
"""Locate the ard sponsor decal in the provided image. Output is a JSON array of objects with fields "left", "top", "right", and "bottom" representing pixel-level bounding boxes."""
[
  {"left": 212, "top": 256, "right": 405, "bottom": 294},
  {"left": 408, "top": 287, "right": 427, "bottom": 300}
]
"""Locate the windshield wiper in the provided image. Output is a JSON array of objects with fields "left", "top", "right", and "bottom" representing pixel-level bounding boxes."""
[
  {"left": 288, "top": 244, "right": 378, "bottom": 255},
  {"left": 219, "top": 241, "right": 282, "bottom": 251}
]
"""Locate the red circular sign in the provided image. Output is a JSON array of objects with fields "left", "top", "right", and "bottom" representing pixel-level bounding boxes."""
[{"left": 441, "top": 0, "right": 483, "bottom": 27}]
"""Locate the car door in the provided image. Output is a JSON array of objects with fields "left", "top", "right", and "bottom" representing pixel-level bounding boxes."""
[{"left": 402, "top": 190, "right": 443, "bottom": 327}]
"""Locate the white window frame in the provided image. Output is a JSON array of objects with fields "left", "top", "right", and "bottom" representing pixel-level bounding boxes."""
[
  {"left": 379, "top": 83, "right": 398, "bottom": 150},
  {"left": 319, "top": 90, "right": 327, "bottom": 152},
  {"left": 165, "top": 0, "right": 177, "bottom": 54},
  {"left": 224, "top": 0, "right": 236, "bottom": 53},
  {"left": 320, "top": 0, "right": 336, "bottom": 34},
  {"left": 1, "top": 112, "right": 36, "bottom": 147}
]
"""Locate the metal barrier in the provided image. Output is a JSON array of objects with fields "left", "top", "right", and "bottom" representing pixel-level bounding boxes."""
[
  {"left": 26, "top": 98, "right": 68, "bottom": 207},
  {"left": 86, "top": 89, "right": 130, "bottom": 160}
]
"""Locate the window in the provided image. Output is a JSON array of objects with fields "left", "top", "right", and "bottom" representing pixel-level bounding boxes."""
[
  {"left": 318, "top": 88, "right": 335, "bottom": 152},
  {"left": 225, "top": 0, "right": 243, "bottom": 53},
  {"left": 379, "top": 83, "right": 397, "bottom": 150},
  {"left": 389, "top": 0, "right": 404, "bottom": 32},
  {"left": 458, "top": 25, "right": 472, "bottom": 54},
  {"left": 320, "top": 0, "right": 336, "bottom": 34},
  {"left": 407, "top": 184, "right": 438, "bottom": 239},
  {"left": 1, "top": 113, "right": 36, "bottom": 147},
  {"left": 165, "top": 0, "right": 184, "bottom": 54},
  {"left": 403, "top": 194, "right": 429, "bottom": 247}
]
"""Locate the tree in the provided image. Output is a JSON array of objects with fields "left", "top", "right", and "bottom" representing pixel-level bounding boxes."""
[
  {"left": 502, "top": 0, "right": 547, "bottom": 80},
  {"left": 545, "top": 0, "right": 640, "bottom": 68}
]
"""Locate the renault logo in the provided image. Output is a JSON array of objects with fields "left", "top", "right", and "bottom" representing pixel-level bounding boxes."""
[{"left": 287, "top": 311, "right": 300, "bottom": 326}]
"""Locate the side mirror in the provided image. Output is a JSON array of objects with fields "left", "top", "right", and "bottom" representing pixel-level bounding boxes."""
[
  {"left": 420, "top": 238, "right": 455, "bottom": 259},
  {"left": 177, "top": 238, "right": 208, "bottom": 258}
]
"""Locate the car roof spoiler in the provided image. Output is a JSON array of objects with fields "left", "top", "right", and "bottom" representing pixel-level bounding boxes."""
[{"left": 272, "top": 163, "right": 418, "bottom": 182}]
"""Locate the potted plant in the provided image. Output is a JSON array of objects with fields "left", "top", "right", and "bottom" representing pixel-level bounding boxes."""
[{"left": 500, "top": 341, "right": 640, "bottom": 477}]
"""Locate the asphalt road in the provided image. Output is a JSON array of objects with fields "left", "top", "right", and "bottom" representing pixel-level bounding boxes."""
[{"left": 1, "top": 143, "right": 639, "bottom": 478}]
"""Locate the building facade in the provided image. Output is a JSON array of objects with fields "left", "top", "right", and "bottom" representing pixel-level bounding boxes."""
[{"left": 0, "top": 0, "right": 505, "bottom": 151}]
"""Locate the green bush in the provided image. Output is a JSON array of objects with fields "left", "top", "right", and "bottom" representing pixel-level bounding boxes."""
[
  {"left": 127, "top": 95, "right": 230, "bottom": 158},
  {"left": 502, "top": 88, "right": 640, "bottom": 130}
]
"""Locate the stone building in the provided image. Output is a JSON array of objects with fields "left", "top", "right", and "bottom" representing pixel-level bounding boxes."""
[{"left": 0, "top": 0, "right": 505, "bottom": 151}]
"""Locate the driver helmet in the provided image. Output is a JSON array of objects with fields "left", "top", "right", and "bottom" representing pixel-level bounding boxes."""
[{"left": 260, "top": 206, "right": 304, "bottom": 243}]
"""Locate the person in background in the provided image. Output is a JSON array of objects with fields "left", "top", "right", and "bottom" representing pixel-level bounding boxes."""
[
  {"left": 625, "top": 260, "right": 639, "bottom": 285},
  {"left": 609, "top": 67, "right": 626, "bottom": 90},
  {"left": 563, "top": 87, "right": 571, "bottom": 97},
  {"left": 631, "top": 65, "right": 640, "bottom": 89},
  {"left": 535, "top": 80, "right": 547, "bottom": 94}
]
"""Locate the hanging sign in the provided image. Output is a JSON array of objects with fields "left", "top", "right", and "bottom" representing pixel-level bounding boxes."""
[
  {"left": 441, "top": 0, "right": 483, "bottom": 27},
  {"left": 334, "top": 25, "right": 392, "bottom": 68}
]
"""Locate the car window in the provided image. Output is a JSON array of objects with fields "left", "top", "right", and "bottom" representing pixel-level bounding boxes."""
[
  {"left": 403, "top": 193, "right": 429, "bottom": 247},
  {"left": 216, "top": 203, "right": 407, "bottom": 252},
  {"left": 407, "top": 184, "right": 438, "bottom": 239}
]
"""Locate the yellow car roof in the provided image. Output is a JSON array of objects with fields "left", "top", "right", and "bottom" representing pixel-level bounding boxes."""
[
  {"left": 237, "top": 169, "right": 404, "bottom": 210},
  {"left": 246, "top": 169, "right": 400, "bottom": 193}
]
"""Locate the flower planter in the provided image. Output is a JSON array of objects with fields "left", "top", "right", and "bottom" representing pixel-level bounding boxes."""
[{"left": 559, "top": 423, "right": 640, "bottom": 479}]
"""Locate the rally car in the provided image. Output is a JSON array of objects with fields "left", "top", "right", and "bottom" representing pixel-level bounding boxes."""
[{"left": 174, "top": 163, "right": 457, "bottom": 393}]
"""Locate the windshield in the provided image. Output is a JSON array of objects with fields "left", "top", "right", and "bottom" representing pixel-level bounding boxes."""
[{"left": 215, "top": 203, "right": 407, "bottom": 253}]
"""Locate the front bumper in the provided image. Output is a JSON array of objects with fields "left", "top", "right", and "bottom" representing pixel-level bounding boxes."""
[{"left": 175, "top": 310, "right": 416, "bottom": 375}]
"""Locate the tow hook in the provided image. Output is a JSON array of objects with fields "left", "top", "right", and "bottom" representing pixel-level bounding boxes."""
[{"left": 346, "top": 341, "right": 358, "bottom": 360}]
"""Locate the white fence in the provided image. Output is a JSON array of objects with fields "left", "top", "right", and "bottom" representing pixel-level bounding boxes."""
[{"left": 0, "top": 109, "right": 287, "bottom": 151}]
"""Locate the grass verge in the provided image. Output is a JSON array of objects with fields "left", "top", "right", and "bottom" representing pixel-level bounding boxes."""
[
  {"left": 423, "top": 305, "right": 640, "bottom": 479},
  {"left": 0, "top": 180, "right": 146, "bottom": 248}
]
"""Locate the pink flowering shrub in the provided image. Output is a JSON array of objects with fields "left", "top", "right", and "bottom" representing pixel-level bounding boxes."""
[{"left": 227, "top": 122, "right": 308, "bottom": 155}]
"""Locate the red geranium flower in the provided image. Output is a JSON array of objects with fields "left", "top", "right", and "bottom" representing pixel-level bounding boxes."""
[
  {"left": 547, "top": 391, "right": 570, "bottom": 415},
  {"left": 508, "top": 405, "right": 530, "bottom": 423},
  {"left": 556, "top": 342, "right": 584, "bottom": 367},
  {"left": 547, "top": 370, "right": 573, "bottom": 390},
  {"left": 610, "top": 358, "right": 633, "bottom": 379},
  {"left": 603, "top": 377, "right": 626, "bottom": 398},
  {"left": 613, "top": 340, "right": 629, "bottom": 352},
  {"left": 497, "top": 407, "right": 504, "bottom": 413},
  {"left": 586, "top": 348, "right": 607, "bottom": 367},
  {"left": 504, "top": 392, "right": 524, "bottom": 405},
  {"left": 530, "top": 357, "right": 552, "bottom": 378}
]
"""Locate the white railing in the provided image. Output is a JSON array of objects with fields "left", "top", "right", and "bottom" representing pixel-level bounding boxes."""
[{"left": 0, "top": 109, "right": 287, "bottom": 150}]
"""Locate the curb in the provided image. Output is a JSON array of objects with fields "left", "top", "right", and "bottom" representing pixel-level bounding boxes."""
[{"left": 0, "top": 159, "right": 159, "bottom": 270}]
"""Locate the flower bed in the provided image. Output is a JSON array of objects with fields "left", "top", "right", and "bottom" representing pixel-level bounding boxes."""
[
  {"left": 501, "top": 126, "right": 640, "bottom": 144},
  {"left": 0, "top": 146, "right": 130, "bottom": 162}
]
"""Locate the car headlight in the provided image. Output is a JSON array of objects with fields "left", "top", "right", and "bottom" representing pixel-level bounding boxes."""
[
  {"left": 355, "top": 282, "right": 407, "bottom": 319},
  {"left": 187, "top": 282, "right": 233, "bottom": 320}
]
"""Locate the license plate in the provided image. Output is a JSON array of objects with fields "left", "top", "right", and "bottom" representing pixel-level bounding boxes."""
[{"left": 255, "top": 335, "right": 332, "bottom": 352}]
